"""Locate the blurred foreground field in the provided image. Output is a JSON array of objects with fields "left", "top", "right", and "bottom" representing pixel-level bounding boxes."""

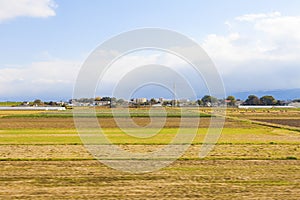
[{"left": 0, "top": 108, "right": 299, "bottom": 199}]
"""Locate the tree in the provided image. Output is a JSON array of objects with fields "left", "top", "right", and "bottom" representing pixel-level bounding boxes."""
[
  {"left": 201, "top": 95, "right": 218, "bottom": 106},
  {"left": 260, "top": 95, "right": 277, "bottom": 105},
  {"left": 196, "top": 99, "right": 203, "bottom": 106},
  {"left": 47, "top": 101, "right": 56, "bottom": 106},
  {"left": 101, "top": 97, "right": 111, "bottom": 101},
  {"left": 162, "top": 101, "right": 172, "bottom": 106},
  {"left": 244, "top": 95, "right": 261, "bottom": 105},
  {"left": 94, "top": 96, "right": 101, "bottom": 101},
  {"left": 149, "top": 98, "right": 157, "bottom": 105},
  {"left": 33, "top": 99, "right": 43, "bottom": 105},
  {"left": 226, "top": 96, "right": 236, "bottom": 107},
  {"left": 116, "top": 98, "right": 125, "bottom": 105}
]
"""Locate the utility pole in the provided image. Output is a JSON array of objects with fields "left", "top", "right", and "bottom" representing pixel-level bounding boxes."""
[{"left": 173, "top": 82, "right": 176, "bottom": 107}]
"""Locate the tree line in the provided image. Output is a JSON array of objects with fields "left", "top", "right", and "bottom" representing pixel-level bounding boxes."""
[
  {"left": 197, "top": 94, "right": 287, "bottom": 106},
  {"left": 9, "top": 94, "right": 296, "bottom": 108},
  {"left": 72, "top": 94, "right": 289, "bottom": 107}
]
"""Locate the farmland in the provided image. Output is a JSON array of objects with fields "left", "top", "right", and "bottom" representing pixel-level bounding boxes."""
[
  {"left": 0, "top": 108, "right": 299, "bottom": 199},
  {"left": 0, "top": 102, "right": 21, "bottom": 107}
]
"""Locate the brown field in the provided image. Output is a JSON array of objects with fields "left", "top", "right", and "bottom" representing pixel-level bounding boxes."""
[
  {"left": 0, "top": 117, "right": 260, "bottom": 129},
  {"left": 0, "top": 108, "right": 299, "bottom": 199},
  {"left": 251, "top": 118, "right": 300, "bottom": 128}
]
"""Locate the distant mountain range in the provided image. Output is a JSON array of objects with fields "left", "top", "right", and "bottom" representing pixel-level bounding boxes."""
[{"left": 231, "top": 88, "right": 300, "bottom": 101}]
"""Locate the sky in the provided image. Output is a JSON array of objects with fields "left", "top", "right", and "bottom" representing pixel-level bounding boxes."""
[{"left": 0, "top": 0, "right": 300, "bottom": 101}]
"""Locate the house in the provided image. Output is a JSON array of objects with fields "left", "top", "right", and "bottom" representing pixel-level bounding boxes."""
[{"left": 95, "top": 100, "right": 111, "bottom": 106}]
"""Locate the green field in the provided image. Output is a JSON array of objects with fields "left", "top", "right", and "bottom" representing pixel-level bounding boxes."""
[
  {"left": 0, "top": 101, "right": 21, "bottom": 106},
  {"left": 0, "top": 108, "right": 299, "bottom": 199}
]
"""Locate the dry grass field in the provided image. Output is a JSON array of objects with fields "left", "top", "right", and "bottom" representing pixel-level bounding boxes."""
[
  {"left": 1, "top": 160, "right": 299, "bottom": 199},
  {"left": 0, "top": 108, "right": 299, "bottom": 199}
]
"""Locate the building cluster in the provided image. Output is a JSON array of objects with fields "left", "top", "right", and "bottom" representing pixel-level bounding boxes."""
[
  {"left": 70, "top": 97, "right": 196, "bottom": 107},
  {"left": 69, "top": 96, "right": 299, "bottom": 108}
]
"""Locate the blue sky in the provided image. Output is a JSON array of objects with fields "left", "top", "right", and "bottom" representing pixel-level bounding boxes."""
[{"left": 1, "top": 0, "right": 300, "bottom": 101}]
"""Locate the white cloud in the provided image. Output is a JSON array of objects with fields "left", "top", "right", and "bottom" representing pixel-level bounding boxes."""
[
  {"left": 97, "top": 50, "right": 198, "bottom": 94},
  {"left": 255, "top": 15, "right": 300, "bottom": 41},
  {"left": 0, "top": 0, "right": 57, "bottom": 22},
  {"left": 204, "top": 11, "right": 300, "bottom": 62},
  {"left": 0, "top": 51, "right": 203, "bottom": 100},
  {"left": 0, "top": 59, "right": 80, "bottom": 100},
  {"left": 202, "top": 12, "right": 300, "bottom": 92},
  {"left": 235, "top": 12, "right": 281, "bottom": 22}
]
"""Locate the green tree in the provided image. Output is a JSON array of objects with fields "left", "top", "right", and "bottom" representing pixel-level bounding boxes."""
[
  {"left": 201, "top": 95, "right": 218, "bottom": 106},
  {"left": 196, "top": 99, "right": 203, "bottom": 106},
  {"left": 260, "top": 95, "right": 277, "bottom": 105},
  {"left": 48, "top": 101, "right": 56, "bottom": 106},
  {"left": 149, "top": 98, "right": 157, "bottom": 105},
  {"left": 101, "top": 97, "right": 111, "bottom": 101},
  {"left": 162, "top": 101, "right": 172, "bottom": 106},
  {"left": 226, "top": 96, "right": 236, "bottom": 107},
  {"left": 244, "top": 95, "right": 261, "bottom": 105},
  {"left": 33, "top": 99, "right": 43, "bottom": 105}
]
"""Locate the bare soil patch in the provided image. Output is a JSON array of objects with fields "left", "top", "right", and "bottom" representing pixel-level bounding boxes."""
[
  {"left": 253, "top": 118, "right": 300, "bottom": 128},
  {"left": 0, "top": 117, "right": 258, "bottom": 129}
]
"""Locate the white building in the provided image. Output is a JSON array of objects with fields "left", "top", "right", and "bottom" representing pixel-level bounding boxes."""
[
  {"left": 135, "top": 98, "right": 147, "bottom": 104},
  {"left": 288, "top": 102, "right": 300, "bottom": 108}
]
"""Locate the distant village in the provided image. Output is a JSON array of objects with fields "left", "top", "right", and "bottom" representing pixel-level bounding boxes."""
[
  {"left": 69, "top": 95, "right": 300, "bottom": 108},
  {"left": 1, "top": 94, "right": 299, "bottom": 110}
]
